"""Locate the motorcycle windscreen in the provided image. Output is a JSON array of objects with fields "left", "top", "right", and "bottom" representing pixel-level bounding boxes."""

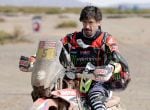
[{"left": 31, "top": 40, "right": 65, "bottom": 89}]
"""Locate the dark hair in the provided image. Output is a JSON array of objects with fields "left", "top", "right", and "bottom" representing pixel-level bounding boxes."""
[{"left": 79, "top": 6, "right": 102, "bottom": 22}]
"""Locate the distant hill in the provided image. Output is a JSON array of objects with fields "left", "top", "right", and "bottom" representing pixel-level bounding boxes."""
[{"left": 112, "top": 3, "right": 150, "bottom": 9}]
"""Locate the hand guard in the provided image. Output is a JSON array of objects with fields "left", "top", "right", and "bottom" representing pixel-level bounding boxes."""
[
  {"left": 94, "top": 64, "right": 114, "bottom": 82},
  {"left": 19, "top": 56, "right": 36, "bottom": 72},
  {"left": 19, "top": 56, "right": 30, "bottom": 72}
]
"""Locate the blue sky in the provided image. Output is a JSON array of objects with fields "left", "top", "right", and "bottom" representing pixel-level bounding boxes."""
[{"left": 0, "top": 0, "right": 150, "bottom": 7}]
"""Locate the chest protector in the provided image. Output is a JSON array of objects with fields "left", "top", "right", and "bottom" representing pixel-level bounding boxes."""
[{"left": 69, "top": 32, "right": 106, "bottom": 67}]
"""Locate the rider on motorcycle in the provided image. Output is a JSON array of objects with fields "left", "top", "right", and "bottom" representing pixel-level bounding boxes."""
[
  {"left": 19, "top": 6, "right": 131, "bottom": 110},
  {"left": 59, "top": 6, "right": 131, "bottom": 110}
]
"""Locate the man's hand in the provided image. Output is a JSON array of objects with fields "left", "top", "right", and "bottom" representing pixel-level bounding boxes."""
[{"left": 111, "top": 71, "right": 131, "bottom": 90}]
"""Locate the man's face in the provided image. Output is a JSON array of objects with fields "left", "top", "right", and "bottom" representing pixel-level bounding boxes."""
[{"left": 82, "top": 18, "right": 101, "bottom": 37}]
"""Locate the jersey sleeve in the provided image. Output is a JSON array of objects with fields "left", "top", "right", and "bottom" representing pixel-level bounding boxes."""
[
  {"left": 61, "top": 33, "right": 74, "bottom": 53},
  {"left": 105, "top": 35, "right": 119, "bottom": 53},
  {"left": 105, "top": 35, "right": 130, "bottom": 73}
]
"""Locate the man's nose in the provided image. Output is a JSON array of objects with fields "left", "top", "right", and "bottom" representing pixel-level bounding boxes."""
[{"left": 84, "top": 23, "right": 90, "bottom": 29}]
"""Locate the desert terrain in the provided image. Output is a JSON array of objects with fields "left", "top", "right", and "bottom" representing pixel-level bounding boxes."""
[{"left": 0, "top": 13, "right": 150, "bottom": 110}]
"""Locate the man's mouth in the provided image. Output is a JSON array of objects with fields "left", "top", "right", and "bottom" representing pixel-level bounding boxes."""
[{"left": 84, "top": 29, "right": 91, "bottom": 32}]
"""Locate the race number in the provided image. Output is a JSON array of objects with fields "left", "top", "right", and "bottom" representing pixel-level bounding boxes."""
[
  {"left": 37, "top": 48, "right": 56, "bottom": 60},
  {"left": 36, "top": 41, "right": 56, "bottom": 60}
]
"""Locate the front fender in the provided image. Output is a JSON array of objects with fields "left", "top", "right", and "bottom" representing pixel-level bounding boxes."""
[{"left": 30, "top": 98, "right": 58, "bottom": 110}]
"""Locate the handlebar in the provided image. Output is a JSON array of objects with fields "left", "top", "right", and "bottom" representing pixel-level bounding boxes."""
[
  {"left": 66, "top": 63, "right": 114, "bottom": 82},
  {"left": 66, "top": 68, "right": 112, "bottom": 82}
]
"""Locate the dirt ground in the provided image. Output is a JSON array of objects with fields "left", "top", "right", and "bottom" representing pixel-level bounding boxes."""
[{"left": 0, "top": 13, "right": 150, "bottom": 110}]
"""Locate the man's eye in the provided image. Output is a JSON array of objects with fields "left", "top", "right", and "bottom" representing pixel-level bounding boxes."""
[{"left": 89, "top": 22, "right": 93, "bottom": 24}]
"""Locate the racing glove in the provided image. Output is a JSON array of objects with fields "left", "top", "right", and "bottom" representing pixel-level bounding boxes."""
[{"left": 109, "top": 62, "right": 131, "bottom": 90}]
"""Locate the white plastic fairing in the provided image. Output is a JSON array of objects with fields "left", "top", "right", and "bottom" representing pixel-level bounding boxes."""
[{"left": 31, "top": 40, "right": 65, "bottom": 88}]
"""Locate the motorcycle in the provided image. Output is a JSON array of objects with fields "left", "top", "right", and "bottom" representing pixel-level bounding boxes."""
[{"left": 27, "top": 40, "right": 123, "bottom": 110}]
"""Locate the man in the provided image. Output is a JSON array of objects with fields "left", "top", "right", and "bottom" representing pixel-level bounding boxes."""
[
  {"left": 60, "top": 6, "right": 130, "bottom": 110},
  {"left": 19, "top": 6, "right": 130, "bottom": 110}
]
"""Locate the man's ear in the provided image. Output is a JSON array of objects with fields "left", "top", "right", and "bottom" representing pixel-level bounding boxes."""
[
  {"left": 98, "top": 21, "right": 102, "bottom": 26},
  {"left": 97, "top": 21, "right": 101, "bottom": 27}
]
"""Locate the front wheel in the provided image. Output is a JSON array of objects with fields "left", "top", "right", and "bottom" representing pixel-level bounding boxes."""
[
  {"left": 49, "top": 106, "right": 58, "bottom": 110},
  {"left": 58, "top": 102, "right": 68, "bottom": 110}
]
